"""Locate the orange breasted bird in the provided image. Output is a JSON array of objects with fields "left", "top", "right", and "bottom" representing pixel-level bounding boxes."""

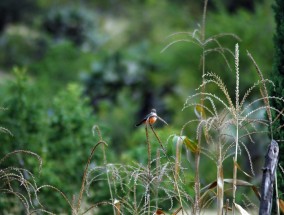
[{"left": 135, "top": 109, "right": 157, "bottom": 127}]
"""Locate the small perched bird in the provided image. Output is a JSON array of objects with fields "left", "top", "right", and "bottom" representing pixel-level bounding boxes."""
[{"left": 135, "top": 109, "right": 157, "bottom": 127}]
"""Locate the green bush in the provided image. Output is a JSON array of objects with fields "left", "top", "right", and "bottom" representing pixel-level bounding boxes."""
[
  {"left": 0, "top": 68, "right": 48, "bottom": 212},
  {"left": 0, "top": 69, "right": 108, "bottom": 213}
]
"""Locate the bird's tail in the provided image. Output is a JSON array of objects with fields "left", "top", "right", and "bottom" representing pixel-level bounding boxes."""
[{"left": 135, "top": 120, "right": 144, "bottom": 127}]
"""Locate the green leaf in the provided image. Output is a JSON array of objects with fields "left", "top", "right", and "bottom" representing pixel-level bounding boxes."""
[
  {"left": 172, "top": 135, "right": 183, "bottom": 176},
  {"left": 182, "top": 136, "right": 199, "bottom": 153},
  {"left": 234, "top": 160, "right": 252, "bottom": 178},
  {"left": 194, "top": 104, "right": 206, "bottom": 119}
]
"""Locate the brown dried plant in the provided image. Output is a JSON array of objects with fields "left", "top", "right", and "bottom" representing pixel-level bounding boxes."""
[
  {"left": 162, "top": 0, "right": 240, "bottom": 213},
  {"left": 0, "top": 108, "right": 51, "bottom": 214},
  {"left": 182, "top": 44, "right": 284, "bottom": 214}
]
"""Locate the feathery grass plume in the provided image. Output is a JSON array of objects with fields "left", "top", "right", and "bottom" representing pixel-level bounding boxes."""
[
  {"left": 0, "top": 106, "right": 57, "bottom": 214},
  {"left": 37, "top": 185, "right": 74, "bottom": 211},
  {"left": 232, "top": 43, "right": 240, "bottom": 215},
  {"left": 34, "top": 126, "right": 110, "bottom": 215},
  {"left": 74, "top": 125, "right": 112, "bottom": 214},
  {"left": 0, "top": 107, "right": 13, "bottom": 136},
  {"left": 0, "top": 126, "right": 13, "bottom": 136},
  {"left": 163, "top": 1, "right": 240, "bottom": 213},
  {"left": 0, "top": 118, "right": 47, "bottom": 213},
  {"left": 0, "top": 149, "right": 48, "bottom": 214},
  {"left": 86, "top": 124, "right": 194, "bottom": 214},
  {"left": 246, "top": 50, "right": 284, "bottom": 215},
  {"left": 183, "top": 43, "right": 284, "bottom": 214},
  {"left": 147, "top": 121, "right": 186, "bottom": 214},
  {"left": 247, "top": 51, "right": 273, "bottom": 126}
]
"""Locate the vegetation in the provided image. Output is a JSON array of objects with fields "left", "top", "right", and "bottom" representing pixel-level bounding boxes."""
[
  {"left": 271, "top": 0, "right": 284, "bottom": 213},
  {"left": 0, "top": 0, "right": 283, "bottom": 214}
]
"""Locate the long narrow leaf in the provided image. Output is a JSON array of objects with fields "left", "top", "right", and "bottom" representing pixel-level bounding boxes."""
[
  {"left": 247, "top": 51, "right": 272, "bottom": 123},
  {"left": 224, "top": 179, "right": 260, "bottom": 200},
  {"left": 279, "top": 199, "right": 284, "bottom": 213},
  {"left": 201, "top": 179, "right": 260, "bottom": 200},
  {"left": 235, "top": 161, "right": 253, "bottom": 178},
  {"left": 234, "top": 203, "right": 251, "bottom": 215},
  {"left": 182, "top": 136, "right": 199, "bottom": 153}
]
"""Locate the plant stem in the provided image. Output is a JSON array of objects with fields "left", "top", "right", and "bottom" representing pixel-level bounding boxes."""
[
  {"left": 150, "top": 124, "right": 166, "bottom": 155},
  {"left": 103, "top": 144, "right": 116, "bottom": 215},
  {"left": 217, "top": 142, "right": 224, "bottom": 215},
  {"left": 145, "top": 123, "right": 151, "bottom": 215},
  {"left": 194, "top": 148, "right": 201, "bottom": 215},
  {"left": 275, "top": 173, "right": 280, "bottom": 215},
  {"left": 232, "top": 119, "right": 238, "bottom": 215},
  {"left": 155, "top": 149, "right": 160, "bottom": 210},
  {"left": 225, "top": 199, "right": 229, "bottom": 215},
  {"left": 193, "top": 1, "right": 208, "bottom": 214},
  {"left": 233, "top": 43, "right": 240, "bottom": 215},
  {"left": 146, "top": 123, "right": 151, "bottom": 175},
  {"left": 77, "top": 139, "right": 106, "bottom": 213}
]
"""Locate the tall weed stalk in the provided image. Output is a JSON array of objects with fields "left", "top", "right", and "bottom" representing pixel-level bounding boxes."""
[
  {"left": 163, "top": 2, "right": 240, "bottom": 215},
  {"left": 0, "top": 108, "right": 54, "bottom": 214},
  {"left": 183, "top": 43, "right": 284, "bottom": 214}
]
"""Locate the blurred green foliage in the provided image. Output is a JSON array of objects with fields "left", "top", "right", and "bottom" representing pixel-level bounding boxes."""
[
  {"left": 0, "top": 69, "right": 109, "bottom": 213},
  {"left": 0, "top": 0, "right": 276, "bottom": 213},
  {"left": 30, "top": 41, "right": 95, "bottom": 95},
  {"left": 0, "top": 26, "right": 41, "bottom": 68}
]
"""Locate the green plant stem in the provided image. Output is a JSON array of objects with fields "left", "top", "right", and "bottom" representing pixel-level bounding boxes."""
[
  {"left": 275, "top": 173, "right": 280, "bottom": 215},
  {"left": 233, "top": 43, "right": 240, "bottom": 215},
  {"left": 72, "top": 195, "right": 76, "bottom": 215},
  {"left": 225, "top": 199, "right": 229, "bottom": 215},
  {"left": 193, "top": 0, "right": 208, "bottom": 213},
  {"left": 232, "top": 120, "right": 239, "bottom": 215},
  {"left": 150, "top": 125, "right": 184, "bottom": 213},
  {"left": 217, "top": 142, "right": 224, "bottom": 215},
  {"left": 175, "top": 139, "right": 181, "bottom": 179},
  {"left": 103, "top": 144, "right": 116, "bottom": 215},
  {"left": 150, "top": 124, "right": 166, "bottom": 155},
  {"left": 77, "top": 140, "right": 106, "bottom": 213},
  {"left": 155, "top": 149, "right": 160, "bottom": 210},
  {"left": 134, "top": 181, "right": 138, "bottom": 215},
  {"left": 145, "top": 123, "right": 151, "bottom": 215},
  {"left": 193, "top": 149, "right": 201, "bottom": 215},
  {"left": 146, "top": 124, "right": 151, "bottom": 175}
]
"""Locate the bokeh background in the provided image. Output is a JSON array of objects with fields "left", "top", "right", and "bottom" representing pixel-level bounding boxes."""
[{"left": 0, "top": 0, "right": 275, "bottom": 213}]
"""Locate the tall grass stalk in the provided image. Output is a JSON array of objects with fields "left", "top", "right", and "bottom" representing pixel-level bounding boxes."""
[
  {"left": 195, "top": 0, "right": 208, "bottom": 213},
  {"left": 216, "top": 130, "right": 224, "bottom": 215},
  {"left": 247, "top": 51, "right": 282, "bottom": 215},
  {"left": 232, "top": 43, "right": 240, "bottom": 215},
  {"left": 163, "top": 0, "right": 240, "bottom": 213},
  {"left": 145, "top": 123, "right": 151, "bottom": 215},
  {"left": 103, "top": 144, "right": 116, "bottom": 215},
  {"left": 149, "top": 124, "right": 185, "bottom": 214},
  {"left": 182, "top": 39, "right": 284, "bottom": 214},
  {"left": 76, "top": 125, "right": 110, "bottom": 214}
]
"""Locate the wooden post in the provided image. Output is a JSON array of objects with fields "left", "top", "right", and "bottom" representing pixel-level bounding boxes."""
[{"left": 259, "top": 139, "right": 279, "bottom": 215}]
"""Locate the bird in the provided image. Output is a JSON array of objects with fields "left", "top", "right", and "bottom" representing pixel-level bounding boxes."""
[{"left": 135, "top": 109, "right": 157, "bottom": 127}]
